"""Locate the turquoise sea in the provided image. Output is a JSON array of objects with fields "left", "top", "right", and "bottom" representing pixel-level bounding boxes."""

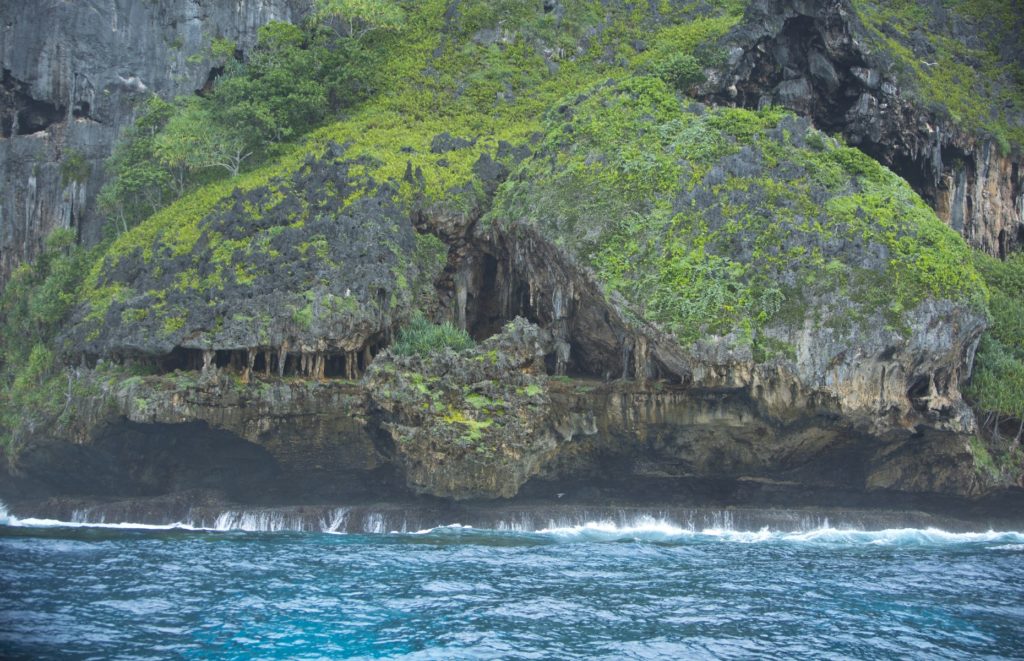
[{"left": 2, "top": 505, "right": 1023, "bottom": 659}]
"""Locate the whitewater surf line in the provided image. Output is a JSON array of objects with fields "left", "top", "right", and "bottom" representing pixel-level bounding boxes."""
[{"left": 3, "top": 501, "right": 1023, "bottom": 546}]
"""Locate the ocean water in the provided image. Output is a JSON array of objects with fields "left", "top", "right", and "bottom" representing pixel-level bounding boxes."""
[{"left": 2, "top": 506, "right": 1023, "bottom": 659}]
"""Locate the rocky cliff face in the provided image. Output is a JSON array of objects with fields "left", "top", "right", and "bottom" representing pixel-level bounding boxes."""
[
  {"left": 22, "top": 75, "right": 991, "bottom": 507},
  {"left": 0, "top": 317, "right": 991, "bottom": 510},
  {"left": 702, "top": 0, "right": 1024, "bottom": 256},
  {"left": 63, "top": 142, "right": 434, "bottom": 381},
  {"left": 0, "top": 0, "right": 310, "bottom": 285},
  {"left": 3, "top": 0, "right": 1020, "bottom": 515}
]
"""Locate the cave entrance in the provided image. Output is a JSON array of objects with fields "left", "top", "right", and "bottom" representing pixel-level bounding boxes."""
[
  {"left": 159, "top": 347, "right": 199, "bottom": 372},
  {"left": 458, "top": 245, "right": 639, "bottom": 381},
  {"left": 72, "top": 101, "right": 90, "bottom": 119},
  {"left": 465, "top": 252, "right": 534, "bottom": 341},
  {"left": 907, "top": 375, "right": 930, "bottom": 413}
]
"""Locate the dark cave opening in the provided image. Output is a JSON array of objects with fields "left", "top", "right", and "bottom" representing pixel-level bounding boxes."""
[
  {"left": 458, "top": 242, "right": 657, "bottom": 382},
  {"left": 907, "top": 375, "right": 931, "bottom": 413},
  {"left": 72, "top": 101, "right": 90, "bottom": 119},
  {"left": 325, "top": 354, "right": 346, "bottom": 378},
  {"left": 158, "top": 347, "right": 196, "bottom": 372},
  {"left": 466, "top": 252, "right": 534, "bottom": 341},
  {"left": 196, "top": 66, "right": 225, "bottom": 97},
  {"left": 2, "top": 69, "right": 65, "bottom": 137}
]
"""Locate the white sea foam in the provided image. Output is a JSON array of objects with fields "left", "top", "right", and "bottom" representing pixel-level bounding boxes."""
[
  {"left": 413, "top": 523, "right": 475, "bottom": 534},
  {"left": 1, "top": 512, "right": 201, "bottom": 532},
  {"left": 531, "top": 518, "right": 1024, "bottom": 546},
  {"left": 2, "top": 501, "right": 1023, "bottom": 545}
]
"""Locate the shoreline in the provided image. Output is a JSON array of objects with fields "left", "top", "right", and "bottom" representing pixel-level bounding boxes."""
[{"left": 6, "top": 491, "right": 1023, "bottom": 534}]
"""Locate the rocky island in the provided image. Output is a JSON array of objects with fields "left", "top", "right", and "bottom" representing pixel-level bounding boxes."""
[{"left": 1, "top": 0, "right": 1022, "bottom": 529}]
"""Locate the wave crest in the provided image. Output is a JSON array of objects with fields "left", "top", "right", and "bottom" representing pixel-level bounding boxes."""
[{"left": 2, "top": 501, "right": 1022, "bottom": 546}]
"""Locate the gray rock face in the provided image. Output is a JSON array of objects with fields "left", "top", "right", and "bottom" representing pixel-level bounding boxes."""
[
  {"left": 0, "top": 0, "right": 311, "bottom": 285},
  {"left": 63, "top": 144, "right": 434, "bottom": 384},
  {"left": 702, "top": 0, "right": 1024, "bottom": 257}
]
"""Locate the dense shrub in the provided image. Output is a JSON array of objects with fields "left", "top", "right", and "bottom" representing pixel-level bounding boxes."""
[
  {"left": 392, "top": 314, "right": 475, "bottom": 357},
  {"left": 650, "top": 52, "right": 705, "bottom": 90},
  {"left": 0, "top": 229, "right": 92, "bottom": 466},
  {"left": 967, "top": 252, "right": 1024, "bottom": 443}
]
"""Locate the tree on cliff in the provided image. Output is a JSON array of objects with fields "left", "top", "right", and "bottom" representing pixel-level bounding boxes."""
[
  {"left": 313, "top": 0, "right": 405, "bottom": 43},
  {"left": 97, "top": 96, "right": 177, "bottom": 235},
  {"left": 154, "top": 98, "right": 253, "bottom": 178}
]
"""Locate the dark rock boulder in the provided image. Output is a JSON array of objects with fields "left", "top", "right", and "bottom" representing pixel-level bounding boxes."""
[
  {"left": 63, "top": 143, "right": 443, "bottom": 380},
  {"left": 366, "top": 318, "right": 562, "bottom": 499},
  {"left": 486, "top": 78, "right": 988, "bottom": 446}
]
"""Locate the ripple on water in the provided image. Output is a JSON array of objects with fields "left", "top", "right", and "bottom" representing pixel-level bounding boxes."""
[{"left": 1, "top": 518, "right": 1023, "bottom": 659}]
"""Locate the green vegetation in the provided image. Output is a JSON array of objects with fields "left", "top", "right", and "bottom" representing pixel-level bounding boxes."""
[
  {"left": 967, "top": 253, "right": 1024, "bottom": 440},
  {"left": 851, "top": 0, "right": 1024, "bottom": 153},
  {"left": 80, "top": 0, "right": 747, "bottom": 336},
  {"left": 98, "top": 5, "right": 384, "bottom": 237},
  {"left": 4, "top": 0, "right": 1018, "bottom": 470},
  {"left": 391, "top": 313, "right": 475, "bottom": 357},
  {"left": 0, "top": 229, "right": 94, "bottom": 465},
  {"left": 60, "top": 149, "right": 90, "bottom": 186},
  {"left": 314, "top": 0, "right": 406, "bottom": 42},
  {"left": 491, "top": 77, "right": 986, "bottom": 347}
]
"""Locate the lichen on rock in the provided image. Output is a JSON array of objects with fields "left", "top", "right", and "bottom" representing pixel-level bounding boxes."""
[
  {"left": 366, "top": 318, "right": 559, "bottom": 499},
  {"left": 65, "top": 142, "right": 443, "bottom": 379}
]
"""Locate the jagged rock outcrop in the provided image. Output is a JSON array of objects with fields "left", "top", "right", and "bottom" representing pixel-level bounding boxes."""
[
  {"left": 63, "top": 143, "right": 443, "bottom": 381},
  {"left": 540, "top": 379, "right": 983, "bottom": 499},
  {"left": 702, "top": 0, "right": 1024, "bottom": 256},
  {"left": 39, "top": 367, "right": 391, "bottom": 502},
  {"left": 4, "top": 0, "right": 1016, "bottom": 512},
  {"left": 485, "top": 78, "right": 988, "bottom": 449},
  {"left": 366, "top": 318, "right": 563, "bottom": 500},
  {"left": 0, "top": 0, "right": 311, "bottom": 285}
]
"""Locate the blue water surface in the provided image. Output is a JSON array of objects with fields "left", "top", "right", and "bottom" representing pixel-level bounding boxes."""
[{"left": 1, "top": 518, "right": 1023, "bottom": 659}]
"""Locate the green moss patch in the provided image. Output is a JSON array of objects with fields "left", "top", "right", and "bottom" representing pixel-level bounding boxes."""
[{"left": 491, "top": 77, "right": 987, "bottom": 347}]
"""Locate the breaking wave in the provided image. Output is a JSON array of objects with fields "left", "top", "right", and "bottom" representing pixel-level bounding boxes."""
[{"left": 2, "top": 501, "right": 1022, "bottom": 546}]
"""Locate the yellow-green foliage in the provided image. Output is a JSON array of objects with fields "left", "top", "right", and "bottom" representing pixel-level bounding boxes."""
[
  {"left": 0, "top": 229, "right": 97, "bottom": 464},
  {"left": 81, "top": 0, "right": 745, "bottom": 325},
  {"left": 967, "top": 252, "right": 1024, "bottom": 433},
  {"left": 851, "top": 0, "right": 1024, "bottom": 152},
  {"left": 493, "top": 76, "right": 986, "bottom": 346}
]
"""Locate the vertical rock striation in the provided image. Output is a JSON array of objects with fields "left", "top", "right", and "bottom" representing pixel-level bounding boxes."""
[{"left": 0, "top": 0, "right": 311, "bottom": 285}]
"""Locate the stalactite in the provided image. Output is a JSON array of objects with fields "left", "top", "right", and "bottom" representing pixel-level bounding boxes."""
[
  {"left": 455, "top": 266, "right": 470, "bottom": 331},
  {"left": 554, "top": 339, "right": 570, "bottom": 376},
  {"left": 363, "top": 344, "right": 372, "bottom": 372},
  {"left": 634, "top": 336, "right": 648, "bottom": 382},
  {"left": 277, "top": 341, "right": 289, "bottom": 378},
  {"left": 242, "top": 348, "right": 256, "bottom": 384},
  {"left": 263, "top": 350, "right": 272, "bottom": 377},
  {"left": 499, "top": 258, "right": 512, "bottom": 320},
  {"left": 202, "top": 349, "right": 215, "bottom": 372}
]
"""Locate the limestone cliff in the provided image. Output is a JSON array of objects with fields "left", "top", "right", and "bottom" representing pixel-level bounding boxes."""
[
  {"left": 702, "top": 0, "right": 1024, "bottom": 256},
  {"left": 0, "top": 0, "right": 310, "bottom": 284},
  {"left": 2, "top": 0, "right": 1021, "bottom": 514}
]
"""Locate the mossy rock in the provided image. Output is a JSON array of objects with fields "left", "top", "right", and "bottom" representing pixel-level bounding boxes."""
[
  {"left": 489, "top": 76, "right": 988, "bottom": 350},
  {"left": 67, "top": 144, "right": 434, "bottom": 357},
  {"left": 366, "top": 318, "right": 557, "bottom": 499}
]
